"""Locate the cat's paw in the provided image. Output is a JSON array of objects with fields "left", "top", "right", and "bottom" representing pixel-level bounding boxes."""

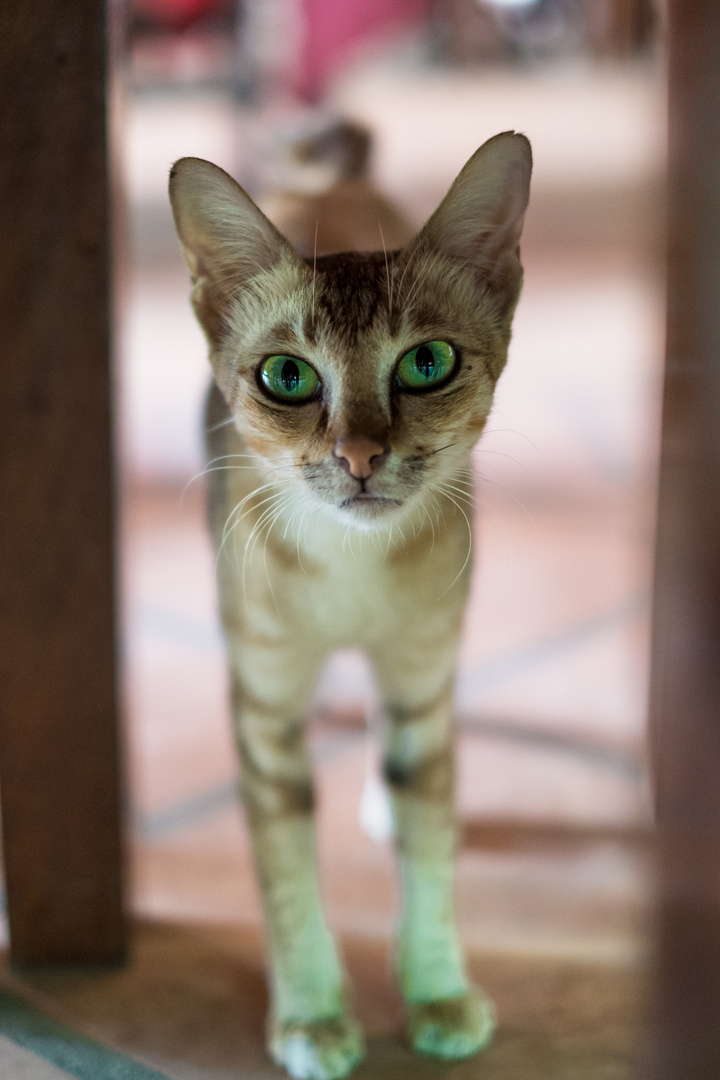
[
  {"left": 269, "top": 1014, "right": 365, "bottom": 1080},
  {"left": 406, "top": 986, "right": 496, "bottom": 1060}
]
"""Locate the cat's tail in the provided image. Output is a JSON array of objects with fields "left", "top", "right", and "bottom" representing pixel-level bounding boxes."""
[
  {"left": 286, "top": 118, "right": 371, "bottom": 181},
  {"left": 263, "top": 116, "right": 373, "bottom": 195},
  {"left": 259, "top": 113, "right": 414, "bottom": 256}
]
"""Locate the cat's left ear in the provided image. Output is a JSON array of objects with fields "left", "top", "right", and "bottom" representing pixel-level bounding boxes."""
[
  {"left": 409, "top": 131, "right": 532, "bottom": 308},
  {"left": 169, "top": 157, "right": 303, "bottom": 283},
  {"left": 168, "top": 157, "right": 307, "bottom": 342}
]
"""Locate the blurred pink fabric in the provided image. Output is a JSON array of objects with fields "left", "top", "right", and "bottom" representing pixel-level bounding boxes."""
[{"left": 297, "top": 0, "right": 433, "bottom": 101}]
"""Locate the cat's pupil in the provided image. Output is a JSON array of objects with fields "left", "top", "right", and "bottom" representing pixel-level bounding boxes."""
[
  {"left": 281, "top": 359, "right": 300, "bottom": 391},
  {"left": 416, "top": 345, "right": 435, "bottom": 379}
]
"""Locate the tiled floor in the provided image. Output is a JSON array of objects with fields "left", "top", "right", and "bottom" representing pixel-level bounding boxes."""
[{"left": 0, "top": 920, "right": 645, "bottom": 1079}]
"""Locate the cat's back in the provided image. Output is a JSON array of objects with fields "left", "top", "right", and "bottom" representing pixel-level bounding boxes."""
[
  {"left": 258, "top": 117, "right": 413, "bottom": 258},
  {"left": 261, "top": 180, "right": 413, "bottom": 258}
]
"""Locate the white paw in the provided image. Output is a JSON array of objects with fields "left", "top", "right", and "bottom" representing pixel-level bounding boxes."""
[
  {"left": 269, "top": 1014, "right": 365, "bottom": 1080},
  {"left": 359, "top": 771, "right": 394, "bottom": 844},
  {"left": 407, "top": 987, "right": 496, "bottom": 1060}
]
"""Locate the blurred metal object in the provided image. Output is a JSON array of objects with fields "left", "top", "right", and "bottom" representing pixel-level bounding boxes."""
[
  {"left": 646, "top": 0, "right": 720, "bottom": 1076},
  {"left": 435, "top": 0, "right": 660, "bottom": 63}
]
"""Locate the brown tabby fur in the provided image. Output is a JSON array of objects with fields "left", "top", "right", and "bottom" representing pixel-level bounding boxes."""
[{"left": 169, "top": 128, "right": 531, "bottom": 1080}]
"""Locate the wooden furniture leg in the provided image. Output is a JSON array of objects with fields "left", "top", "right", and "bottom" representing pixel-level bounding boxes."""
[
  {"left": 0, "top": 1, "right": 126, "bottom": 964},
  {"left": 646, "top": 1, "right": 720, "bottom": 1075}
]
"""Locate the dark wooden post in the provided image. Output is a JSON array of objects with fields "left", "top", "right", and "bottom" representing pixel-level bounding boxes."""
[
  {"left": 646, "top": 1, "right": 720, "bottom": 1076},
  {"left": 0, "top": 2, "right": 127, "bottom": 964}
]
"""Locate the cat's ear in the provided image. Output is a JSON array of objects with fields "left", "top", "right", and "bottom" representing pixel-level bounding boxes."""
[
  {"left": 169, "top": 156, "right": 303, "bottom": 282},
  {"left": 168, "top": 158, "right": 306, "bottom": 337},
  {"left": 410, "top": 131, "right": 532, "bottom": 307}
]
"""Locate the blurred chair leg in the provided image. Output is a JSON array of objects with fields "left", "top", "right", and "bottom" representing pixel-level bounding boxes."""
[
  {"left": 0, "top": 1, "right": 126, "bottom": 964},
  {"left": 646, "top": 1, "right": 720, "bottom": 1075}
]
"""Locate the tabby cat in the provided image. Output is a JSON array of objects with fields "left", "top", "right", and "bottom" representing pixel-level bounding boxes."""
[{"left": 168, "top": 129, "right": 532, "bottom": 1080}]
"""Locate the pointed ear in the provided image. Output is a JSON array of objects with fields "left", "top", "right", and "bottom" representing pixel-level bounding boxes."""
[
  {"left": 410, "top": 132, "right": 532, "bottom": 305},
  {"left": 168, "top": 158, "right": 307, "bottom": 337}
]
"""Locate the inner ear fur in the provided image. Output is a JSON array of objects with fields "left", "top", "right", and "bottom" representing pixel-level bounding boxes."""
[
  {"left": 407, "top": 131, "right": 532, "bottom": 309},
  {"left": 168, "top": 156, "right": 308, "bottom": 297}
]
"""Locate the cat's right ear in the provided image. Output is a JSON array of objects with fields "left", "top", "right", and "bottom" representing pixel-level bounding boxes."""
[
  {"left": 406, "top": 132, "right": 532, "bottom": 313},
  {"left": 168, "top": 158, "right": 306, "bottom": 331}
]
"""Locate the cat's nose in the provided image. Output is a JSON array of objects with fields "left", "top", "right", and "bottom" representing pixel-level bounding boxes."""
[{"left": 333, "top": 437, "right": 387, "bottom": 480}]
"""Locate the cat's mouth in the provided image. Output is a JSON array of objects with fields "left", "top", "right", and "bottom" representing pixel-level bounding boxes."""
[{"left": 338, "top": 493, "right": 402, "bottom": 517}]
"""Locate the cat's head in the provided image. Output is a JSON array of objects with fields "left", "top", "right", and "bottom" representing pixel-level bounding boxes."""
[{"left": 169, "top": 132, "right": 531, "bottom": 532}]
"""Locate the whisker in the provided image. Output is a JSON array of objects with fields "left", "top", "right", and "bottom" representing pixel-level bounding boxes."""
[
  {"left": 378, "top": 223, "right": 392, "bottom": 316},
  {"left": 295, "top": 506, "right": 309, "bottom": 576},
  {"left": 434, "top": 489, "right": 473, "bottom": 598},
  {"left": 473, "top": 446, "right": 531, "bottom": 476},
  {"left": 182, "top": 452, "right": 265, "bottom": 499},
  {"left": 300, "top": 502, "right": 324, "bottom": 563},
  {"left": 282, "top": 494, "right": 302, "bottom": 542},
  {"left": 182, "top": 453, "right": 300, "bottom": 503},
  {"left": 396, "top": 242, "right": 422, "bottom": 305},
  {"left": 475, "top": 472, "right": 537, "bottom": 528},
  {"left": 205, "top": 452, "right": 302, "bottom": 476},
  {"left": 436, "top": 478, "right": 478, "bottom": 502},
  {"left": 261, "top": 492, "right": 300, "bottom": 610},
  {"left": 474, "top": 446, "right": 527, "bottom": 465},
  {"left": 482, "top": 425, "right": 540, "bottom": 454},
  {"left": 205, "top": 452, "right": 257, "bottom": 463},
  {"left": 206, "top": 415, "right": 236, "bottom": 433},
  {"left": 312, "top": 219, "right": 318, "bottom": 328},
  {"left": 426, "top": 491, "right": 444, "bottom": 530},
  {"left": 400, "top": 262, "right": 428, "bottom": 313},
  {"left": 220, "top": 481, "right": 279, "bottom": 542},
  {"left": 433, "top": 469, "right": 477, "bottom": 496},
  {"left": 183, "top": 464, "right": 265, "bottom": 504},
  {"left": 344, "top": 522, "right": 359, "bottom": 560},
  {"left": 402, "top": 279, "right": 423, "bottom": 315},
  {"left": 432, "top": 485, "right": 475, "bottom": 516},
  {"left": 242, "top": 491, "right": 296, "bottom": 598},
  {"left": 419, "top": 499, "right": 436, "bottom": 552},
  {"left": 218, "top": 484, "right": 287, "bottom": 566}
]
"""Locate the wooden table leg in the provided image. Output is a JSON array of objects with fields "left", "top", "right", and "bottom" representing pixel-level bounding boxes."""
[
  {"left": 646, "top": 1, "right": 720, "bottom": 1075},
  {"left": 0, "top": 1, "right": 126, "bottom": 965}
]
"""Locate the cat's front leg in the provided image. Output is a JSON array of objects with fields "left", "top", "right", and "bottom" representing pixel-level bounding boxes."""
[
  {"left": 372, "top": 653, "right": 496, "bottom": 1060},
  {"left": 230, "top": 651, "right": 364, "bottom": 1080}
]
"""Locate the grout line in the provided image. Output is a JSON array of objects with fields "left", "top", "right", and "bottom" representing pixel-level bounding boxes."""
[
  {"left": 136, "top": 779, "right": 238, "bottom": 841},
  {"left": 0, "top": 989, "right": 171, "bottom": 1080},
  {"left": 136, "top": 716, "right": 644, "bottom": 844},
  {"left": 458, "top": 714, "right": 643, "bottom": 779},
  {"left": 136, "top": 729, "right": 366, "bottom": 842},
  {"left": 131, "top": 592, "right": 650, "bottom": 704},
  {"left": 457, "top": 590, "right": 649, "bottom": 701}
]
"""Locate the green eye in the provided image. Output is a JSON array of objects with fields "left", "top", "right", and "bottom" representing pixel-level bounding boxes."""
[
  {"left": 260, "top": 355, "right": 320, "bottom": 402},
  {"left": 396, "top": 341, "right": 457, "bottom": 391}
]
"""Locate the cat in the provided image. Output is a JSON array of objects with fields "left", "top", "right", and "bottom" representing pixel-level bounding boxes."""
[
  {"left": 168, "top": 128, "right": 532, "bottom": 1080},
  {"left": 256, "top": 117, "right": 414, "bottom": 257}
]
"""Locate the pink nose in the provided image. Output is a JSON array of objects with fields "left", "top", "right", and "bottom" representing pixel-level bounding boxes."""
[{"left": 333, "top": 437, "right": 387, "bottom": 480}]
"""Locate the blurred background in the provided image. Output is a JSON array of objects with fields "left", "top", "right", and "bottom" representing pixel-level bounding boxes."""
[{"left": 110, "top": 0, "right": 665, "bottom": 979}]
